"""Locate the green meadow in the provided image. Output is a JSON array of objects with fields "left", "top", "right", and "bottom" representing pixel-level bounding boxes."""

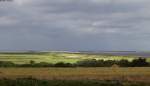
[{"left": 0, "top": 52, "right": 149, "bottom": 64}]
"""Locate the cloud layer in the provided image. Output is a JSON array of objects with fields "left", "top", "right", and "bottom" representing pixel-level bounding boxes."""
[{"left": 0, "top": 0, "right": 150, "bottom": 51}]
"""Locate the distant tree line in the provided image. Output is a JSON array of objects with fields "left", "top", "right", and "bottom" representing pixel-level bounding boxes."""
[
  {"left": 76, "top": 58, "right": 149, "bottom": 67},
  {"left": 0, "top": 58, "right": 150, "bottom": 67}
]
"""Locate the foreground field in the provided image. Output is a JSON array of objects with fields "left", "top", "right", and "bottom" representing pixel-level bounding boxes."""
[
  {"left": 0, "top": 52, "right": 148, "bottom": 64},
  {"left": 0, "top": 67, "right": 150, "bottom": 82},
  {"left": 1, "top": 78, "right": 150, "bottom": 86}
]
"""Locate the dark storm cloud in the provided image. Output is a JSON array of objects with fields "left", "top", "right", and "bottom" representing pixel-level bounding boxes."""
[{"left": 0, "top": 0, "right": 150, "bottom": 51}]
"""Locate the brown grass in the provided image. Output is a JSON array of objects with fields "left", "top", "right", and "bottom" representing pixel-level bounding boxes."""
[{"left": 0, "top": 67, "right": 150, "bottom": 82}]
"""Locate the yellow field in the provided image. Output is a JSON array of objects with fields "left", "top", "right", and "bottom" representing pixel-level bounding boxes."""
[{"left": 0, "top": 67, "right": 150, "bottom": 82}]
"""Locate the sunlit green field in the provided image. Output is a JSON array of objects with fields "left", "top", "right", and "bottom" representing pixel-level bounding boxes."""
[{"left": 0, "top": 52, "right": 149, "bottom": 64}]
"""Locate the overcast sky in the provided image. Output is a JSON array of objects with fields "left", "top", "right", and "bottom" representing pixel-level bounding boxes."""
[{"left": 0, "top": 0, "right": 150, "bottom": 51}]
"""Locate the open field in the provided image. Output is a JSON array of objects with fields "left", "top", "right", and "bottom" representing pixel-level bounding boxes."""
[
  {"left": 0, "top": 67, "right": 150, "bottom": 82},
  {"left": 0, "top": 52, "right": 150, "bottom": 64},
  {"left": 0, "top": 52, "right": 150, "bottom": 85}
]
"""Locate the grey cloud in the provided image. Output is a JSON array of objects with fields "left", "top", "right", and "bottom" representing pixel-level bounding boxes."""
[{"left": 0, "top": 0, "right": 150, "bottom": 51}]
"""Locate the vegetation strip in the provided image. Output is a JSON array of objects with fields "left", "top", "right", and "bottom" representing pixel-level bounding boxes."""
[
  {"left": 0, "top": 58, "right": 149, "bottom": 67},
  {"left": 0, "top": 78, "right": 150, "bottom": 86}
]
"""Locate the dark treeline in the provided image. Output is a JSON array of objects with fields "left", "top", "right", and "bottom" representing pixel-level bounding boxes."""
[
  {"left": 76, "top": 58, "right": 149, "bottom": 67},
  {"left": 0, "top": 78, "right": 149, "bottom": 86},
  {"left": 0, "top": 58, "right": 150, "bottom": 67}
]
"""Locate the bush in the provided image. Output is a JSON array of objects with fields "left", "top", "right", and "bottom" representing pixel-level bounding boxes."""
[
  {"left": 0, "top": 61, "right": 16, "bottom": 67},
  {"left": 130, "top": 58, "right": 149, "bottom": 67},
  {"left": 54, "top": 62, "right": 73, "bottom": 67}
]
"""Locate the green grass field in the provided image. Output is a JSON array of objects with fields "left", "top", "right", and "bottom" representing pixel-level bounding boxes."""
[{"left": 0, "top": 52, "right": 149, "bottom": 64}]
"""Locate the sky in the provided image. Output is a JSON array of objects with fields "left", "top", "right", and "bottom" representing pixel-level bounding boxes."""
[{"left": 0, "top": 0, "right": 150, "bottom": 51}]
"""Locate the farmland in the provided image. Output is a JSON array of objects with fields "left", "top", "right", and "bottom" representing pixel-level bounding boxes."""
[
  {"left": 0, "top": 52, "right": 150, "bottom": 85},
  {"left": 0, "top": 67, "right": 150, "bottom": 82},
  {"left": 0, "top": 51, "right": 148, "bottom": 64}
]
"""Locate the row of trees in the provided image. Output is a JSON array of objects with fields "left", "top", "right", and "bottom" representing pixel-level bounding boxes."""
[
  {"left": 76, "top": 58, "right": 149, "bottom": 67},
  {"left": 0, "top": 58, "right": 149, "bottom": 67}
]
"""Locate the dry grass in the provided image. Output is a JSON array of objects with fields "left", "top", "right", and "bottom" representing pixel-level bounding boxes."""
[{"left": 0, "top": 67, "right": 150, "bottom": 82}]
